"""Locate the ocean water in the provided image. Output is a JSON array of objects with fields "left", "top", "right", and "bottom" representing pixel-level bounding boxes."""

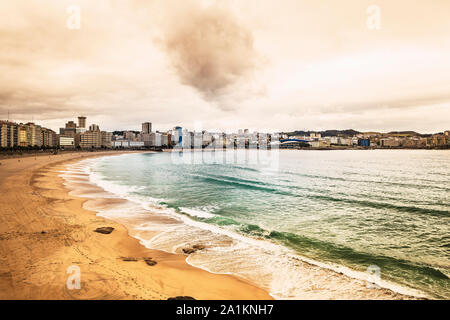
[{"left": 65, "top": 150, "right": 449, "bottom": 299}]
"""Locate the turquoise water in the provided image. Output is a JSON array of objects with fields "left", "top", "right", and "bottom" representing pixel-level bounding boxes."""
[{"left": 92, "top": 150, "right": 450, "bottom": 299}]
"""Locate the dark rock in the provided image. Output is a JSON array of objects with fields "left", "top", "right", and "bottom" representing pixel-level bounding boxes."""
[
  {"left": 167, "top": 296, "right": 196, "bottom": 300},
  {"left": 182, "top": 244, "right": 206, "bottom": 255},
  {"left": 94, "top": 227, "right": 114, "bottom": 234},
  {"left": 122, "top": 257, "right": 138, "bottom": 262},
  {"left": 182, "top": 248, "right": 196, "bottom": 255},
  {"left": 41, "top": 231, "right": 47, "bottom": 234},
  {"left": 144, "top": 258, "right": 157, "bottom": 266},
  {"left": 192, "top": 244, "right": 205, "bottom": 251}
]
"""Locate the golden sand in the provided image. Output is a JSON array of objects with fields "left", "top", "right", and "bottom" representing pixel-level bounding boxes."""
[{"left": 0, "top": 151, "right": 272, "bottom": 300}]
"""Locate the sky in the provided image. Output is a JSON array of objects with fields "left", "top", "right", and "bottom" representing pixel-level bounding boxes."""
[{"left": 1, "top": 0, "right": 450, "bottom": 133}]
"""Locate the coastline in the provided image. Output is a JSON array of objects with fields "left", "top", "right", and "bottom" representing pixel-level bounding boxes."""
[
  {"left": 0, "top": 151, "right": 272, "bottom": 300},
  {"left": 0, "top": 151, "right": 430, "bottom": 300},
  {"left": 64, "top": 153, "right": 426, "bottom": 300}
]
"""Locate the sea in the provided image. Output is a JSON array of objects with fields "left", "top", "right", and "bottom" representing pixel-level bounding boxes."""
[{"left": 61, "top": 149, "right": 450, "bottom": 299}]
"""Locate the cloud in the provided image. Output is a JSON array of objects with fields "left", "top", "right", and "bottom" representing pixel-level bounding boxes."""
[
  {"left": 158, "top": 1, "right": 261, "bottom": 105},
  {"left": 0, "top": 0, "right": 449, "bottom": 132}
]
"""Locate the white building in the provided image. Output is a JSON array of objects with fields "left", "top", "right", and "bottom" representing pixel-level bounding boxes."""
[
  {"left": 113, "top": 140, "right": 129, "bottom": 148},
  {"left": 338, "top": 137, "right": 352, "bottom": 146},
  {"left": 129, "top": 141, "right": 145, "bottom": 148},
  {"left": 330, "top": 136, "right": 339, "bottom": 144},
  {"left": 113, "top": 140, "right": 144, "bottom": 148},
  {"left": 59, "top": 136, "right": 75, "bottom": 148}
]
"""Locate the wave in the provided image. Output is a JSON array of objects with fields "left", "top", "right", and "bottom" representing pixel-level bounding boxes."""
[
  {"left": 196, "top": 175, "right": 281, "bottom": 193},
  {"left": 268, "top": 230, "right": 449, "bottom": 287},
  {"left": 230, "top": 165, "right": 261, "bottom": 173},
  {"left": 193, "top": 173, "right": 449, "bottom": 217},
  {"left": 283, "top": 171, "right": 450, "bottom": 192},
  {"left": 179, "top": 207, "right": 216, "bottom": 219},
  {"left": 308, "top": 194, "right": 450, "bottom": 218},
  {"left": 60, "top": 154, "right": 448, "bottom": 299}
]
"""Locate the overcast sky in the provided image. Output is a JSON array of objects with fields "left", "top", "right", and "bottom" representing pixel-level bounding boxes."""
[{"left": 1, "top": 0, "right": 449, "bottom": 133}]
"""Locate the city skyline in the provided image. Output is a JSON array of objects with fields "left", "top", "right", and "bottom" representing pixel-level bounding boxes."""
[
  {"left": 1, "top": 0, "right": 450, "bottom": 133},
  {"left": 2, "top": 115, "right": 448, "bottom": 150}
]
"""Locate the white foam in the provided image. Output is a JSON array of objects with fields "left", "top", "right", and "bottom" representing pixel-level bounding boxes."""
[
  {"left": 179, "top": 207, "right": 215, "bottom": 219},
  {"left": 59, "top": 154, "right": 428, "bottom": 300}
]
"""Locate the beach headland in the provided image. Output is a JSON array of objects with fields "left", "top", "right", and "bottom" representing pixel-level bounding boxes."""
[{"left": 0, "top": 151, "right": 272, "bottom": 300}]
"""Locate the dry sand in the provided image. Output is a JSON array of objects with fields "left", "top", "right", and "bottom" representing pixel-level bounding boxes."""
[{"left": 0, "top": 151, "right": 272, "bottom": 300}]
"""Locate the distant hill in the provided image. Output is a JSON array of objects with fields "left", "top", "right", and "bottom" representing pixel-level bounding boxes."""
[
  {"left": 285, "top": 129, "right": 361, "bottom": 137},
  {"left": 387, "top": 131, "right": 421, "bottom": 137},
  {"left": 321, "top": 129, "right": 361, "bottom": 137}
]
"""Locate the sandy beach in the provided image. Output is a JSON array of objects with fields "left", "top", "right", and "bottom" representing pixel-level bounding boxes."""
[
  {"left": 0, "top": 151, "right": 426, "bottom": 300},
  {"left": 0, "top": 151, "right": 272, "bottom": 300}
]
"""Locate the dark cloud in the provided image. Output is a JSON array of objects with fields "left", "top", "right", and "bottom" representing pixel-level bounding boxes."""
[{"left": 160, "top": 2, "right": 260, "bottom": 103}]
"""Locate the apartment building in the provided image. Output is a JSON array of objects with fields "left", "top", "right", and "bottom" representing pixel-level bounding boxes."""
[
  {"left": 80, "top": 130, "right": 102, "bottom": 148},
  {"left": 101, "top": 131, "right": 112, "bottom": 148},
  {"left": 0, "top": 121, "right": 18, "bottom": 147}
]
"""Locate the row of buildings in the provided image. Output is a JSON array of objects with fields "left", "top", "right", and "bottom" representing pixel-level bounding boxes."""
[
  {"left": 0, "top": 117, "right": 178, "bottom": 150},
  {"left": 0, "top": 116, "right": 112, "bottom": 149},
  {"left": 58, "top": 117, "right": 112, "bottom": 149},
  {"left": 112, "top": 125, "right": 278, "bottom": 149},
  {"left": 356, "top": 131, "right": 450, "bottom": 148},
  {"left": 0, "top": 120, "right": 57, "bottom": 148},
  {"left": 278, "top": 131, "right": 450, "bottom": 149},
  {"left": 2, "top": 116, "right": 449, "bottom": 150},
  {"left": 112, "top": 122, "right": 173, "bottom": 148}
]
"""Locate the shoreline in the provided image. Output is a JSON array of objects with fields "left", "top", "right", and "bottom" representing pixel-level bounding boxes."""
[
  {"left": 0, "top": 151, "right": 430, "bottom": 300},
  {"left": 0, "top": 151, "right": 272, "bottom": 300},
  {"left": 68, "top": 153, "right": 426, "bottom": 300}
]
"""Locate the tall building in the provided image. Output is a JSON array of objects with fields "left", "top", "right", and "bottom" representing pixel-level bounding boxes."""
[
  {"left": 61, "top": 121, "right": 77, "bottom": 138},
  {"left": 65, "top": 121, "right": 77, "bottom": 129},
  {"left": 41, "top": 128, "right": 56, "bottom": 147},
  {"left": 25, "top": 123, "right": 37, "bottom": 146},
  {"left": 18, "top": 125, "right": 28, "bottom": 147},
  {"left": 124, "top": 131, "right": 136, "bottom": 141},
  {"left": 142, "top": 122, "right": 152, "bottom": 134},
  {"left": 89, "top": 124, "right": 100, "bottom": 132},
  {"left": 78, "top": 116, "right": 86, "bottom": 128},
  {"left": 80, "top": 130, "right": 102, "bottom": 148},
  {"left": 141, "top": 133, "right": 152, "bottom": 147},
  {"left": 0, "top": 121, "right": 18, "bottom": 147},
  {"left": 101, "top": 131, "right": 112, "bottom": 148},
  {"left": 79, "top": 124, "right": 111, "bottom": 148},
  {"left": 33, "top": 124, "right": 42, "bottom": 146},
  {"left": 173, "top": 126, "right": 183, "bottom": 145}
]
